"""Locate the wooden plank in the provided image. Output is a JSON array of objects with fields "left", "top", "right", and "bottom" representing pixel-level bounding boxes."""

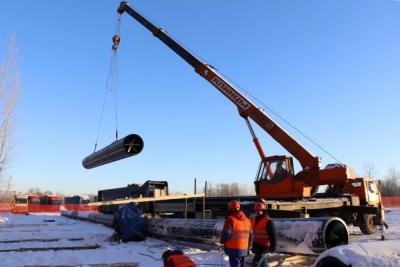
[
  {"left": 280, "top": 255, "right": 317, "bottom": 266},
  {"left": 264, "top": 197, "right": 352, "bottom": 211},
  {"left": 0, "top": 238, "right": 84, "bottom": 243},
  {"left": 25, "top": 264, "right": 138, "bottom": 267},
  {"left": 89, "top": 193, "right": 205, "bottom": 206},
  {"left": 0, "top": 244, "right": 100, "bottom": 253},
  {"left": 88, "top": 263, "right": 139, "bottom": 267},
  {"left": 0, "top": 223, "right": 48, "bottom": 228}
]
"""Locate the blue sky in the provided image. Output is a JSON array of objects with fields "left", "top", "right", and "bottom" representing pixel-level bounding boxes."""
[{"left": 0, "top": 0, "right": 399, "bottom": 195}]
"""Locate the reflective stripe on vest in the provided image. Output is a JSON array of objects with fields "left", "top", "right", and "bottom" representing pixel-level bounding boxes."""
[
  {"left": 169, "top": 254, "right": 196, "bottom": 267},
  {"left": 224, "top": 215, "right": 251, "bottom": 250},
  {"left": 250, "top": 216, "right": 271, "bottom": 247}
]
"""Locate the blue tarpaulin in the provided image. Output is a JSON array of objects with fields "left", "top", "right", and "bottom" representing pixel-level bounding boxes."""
[{"left": 112, "top": 203, "right": 146, "bottom": 242}]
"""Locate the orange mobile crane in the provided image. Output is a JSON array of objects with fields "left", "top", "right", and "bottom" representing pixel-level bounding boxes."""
[{"left": 116, "top": 2, "right": 384, "bottom": 234}]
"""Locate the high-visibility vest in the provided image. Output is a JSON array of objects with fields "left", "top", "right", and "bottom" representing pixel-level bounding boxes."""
[
  {"left": 251, "top": 216, "right": 271, "bottom": 247},
  {"left": 167, "top": 254, "right": 196, "bottom": 267},
  {"left": 224, "top": 215, "right": 251, "bottom": 250}
]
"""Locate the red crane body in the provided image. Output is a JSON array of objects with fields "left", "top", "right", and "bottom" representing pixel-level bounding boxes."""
[{"left": 116, "top": 2, "right": 375, "bottom": 200}]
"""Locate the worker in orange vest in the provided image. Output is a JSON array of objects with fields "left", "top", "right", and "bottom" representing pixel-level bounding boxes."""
[
  {"left": 220, "top": 200, "right": 252, "bottom": 267},
  {"left": 250, "top": 202, "right": 276, "bottom": 267},
  {"left": 162, "top": 249, "right": 196, "bottom": 267}
]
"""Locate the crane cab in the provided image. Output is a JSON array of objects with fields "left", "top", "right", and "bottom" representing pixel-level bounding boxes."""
[
  {"left": 344, "top": 178, "right": 382, "bottom": 205},
  {"left": 255, "top": 156, "right": 294, "bottom": 182},
  {"left": 255, "top": 155, "right": 314, "bottom": 199}
]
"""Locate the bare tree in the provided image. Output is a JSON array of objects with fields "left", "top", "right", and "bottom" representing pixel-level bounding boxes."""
[
  {"left": 363, "top": 161, "right": 377, "bottom": 178},
  {"left": 205, "top": 182, "right": 216, "bottom": 197},
  {"left": 0, "top": 34, "right": 19, "bottom": 182},
  {"left": 229, "top": 183, "right": 240, "bottom": 196},
  {"left": 380, "top": 167, "right": 400, "bottom": 196},
  {"left": 28, "top": 187, "right": 42, "bottom": 195},
  {"left": 217, "top": 183, "right": 230, "bottom": 196},
  {"left": 5, "top": 176, "right": 12, "bottom": 192},
  {"left": 204, "top": 182, "right": 255, "bottom": 197},
  {"left": 239, "top": 183, "right": 255, "bottom": 196}
]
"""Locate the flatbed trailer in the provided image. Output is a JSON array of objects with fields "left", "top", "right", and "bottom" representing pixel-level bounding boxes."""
[
  {"left": 96, "top": 192, "right": 383, "bottom": 234},
  {"left": 150, "top": 194, "right": 383, "bottom": 234}
]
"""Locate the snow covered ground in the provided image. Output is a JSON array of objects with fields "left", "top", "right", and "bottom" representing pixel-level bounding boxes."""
[
  {"left": 0, "top": 210, "right": 399, "bottom": 266},
  {"left": 349, "top": 209, "right": 400, "bottom": 242},
  {"left": 0, "top": 213, "right": 227, "bottom": 266}
]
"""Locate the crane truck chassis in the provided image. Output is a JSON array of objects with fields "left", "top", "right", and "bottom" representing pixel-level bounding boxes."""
[
  {"left": 149, "top": 191, "right": 382, "bottom": 235},
  {"left": 97, "top": 180, "right": 384, "bottom": 235},
  {"left": 114, "top": 2, "right": 385, "bottom": 234}
]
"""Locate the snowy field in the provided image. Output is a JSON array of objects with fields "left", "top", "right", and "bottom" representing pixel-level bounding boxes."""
[
  {"left": 0, "top": 213, "right": 225, "bottom": 267},
  {"left": 0, "top": 211, "right": 399, "bottom": 267}
]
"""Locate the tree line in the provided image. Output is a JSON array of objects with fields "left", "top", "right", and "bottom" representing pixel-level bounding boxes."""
[
  {"left": 203, "top": 182, "right": 255, "bottom": 197},
  {"left": 378, "top": 167, "right": 400, "bottom": 196}
]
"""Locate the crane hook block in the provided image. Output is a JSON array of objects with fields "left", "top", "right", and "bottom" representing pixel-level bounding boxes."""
[
  {"left": 82, "top": 134, "right": 144, "bottom": 169},
  {"left": 112, "top": 34, "right": 121, "bottom": 51}
]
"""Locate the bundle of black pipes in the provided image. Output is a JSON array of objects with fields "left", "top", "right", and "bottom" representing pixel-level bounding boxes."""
[{"left": 62, "top": 211, "right": 348, "bottom": 254}]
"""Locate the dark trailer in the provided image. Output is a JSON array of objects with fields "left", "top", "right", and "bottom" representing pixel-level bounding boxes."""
[{"left": 98, "top": 180, "right": 168, "bottom": 214}]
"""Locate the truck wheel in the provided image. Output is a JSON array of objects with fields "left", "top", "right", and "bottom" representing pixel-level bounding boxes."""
[{"left": 359, "top": 214, "right": 377, "bottom": 234}]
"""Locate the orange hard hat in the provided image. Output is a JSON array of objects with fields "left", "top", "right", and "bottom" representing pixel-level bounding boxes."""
[
  {"left": 228, "top": 200, "right": 240, "bottom": 210},
  {"left": 254, "top": 202, "right": 266, "bottom": 210}
]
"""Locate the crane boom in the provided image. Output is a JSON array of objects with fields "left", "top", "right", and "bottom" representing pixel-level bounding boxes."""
[
  {"left": 113, "top": 3, "right": 384, "bottom": 230},
  {"left": 117, "top": 2, "right": 320, "bottom": 171}
]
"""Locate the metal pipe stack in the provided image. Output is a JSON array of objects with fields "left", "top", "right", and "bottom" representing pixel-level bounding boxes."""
[
  {"left": 62, "top": 211, "right": 349, "bottom": 254},
  {"left": 146, "top": 217, "right": 349, "bottom": 254}
]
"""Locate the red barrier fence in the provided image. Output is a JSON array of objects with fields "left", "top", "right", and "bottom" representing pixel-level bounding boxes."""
[
  {"left": 382, "top": 196, "right": 400, "bottom": 208},
  {"left": 11, "top": 204, "right": 61, "bottom": 214},
  {"left": 0, "top": 203, "right": 13, "bottom": 212},
  {"left": 0, "top": 204, "right": 98, "bottom": 214},
  {"left": 0, "top": 198, "right": 398, "bottom": 214},
  {"left": 29, "top": 205, "right": 60, "bottom": 213}
]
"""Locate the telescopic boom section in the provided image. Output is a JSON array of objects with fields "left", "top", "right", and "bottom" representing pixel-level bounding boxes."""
[{"left": 117, "top": 2, "right": 320, "bottom": 171}]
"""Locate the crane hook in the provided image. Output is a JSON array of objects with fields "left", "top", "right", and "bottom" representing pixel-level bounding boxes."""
[{"left": 112, "top": 34, "right": 121, "bottom": 51}]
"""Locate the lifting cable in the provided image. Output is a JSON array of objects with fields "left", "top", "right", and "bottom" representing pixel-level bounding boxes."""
[
  {"left": 150, "top": 31, "right": 344, "bottom": 165},
  {"left": 218, "top": 69, "right": 344, "bottom": 165},
  {"left": 94, "top": 13, "right": 122, "bottom": 152}
]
